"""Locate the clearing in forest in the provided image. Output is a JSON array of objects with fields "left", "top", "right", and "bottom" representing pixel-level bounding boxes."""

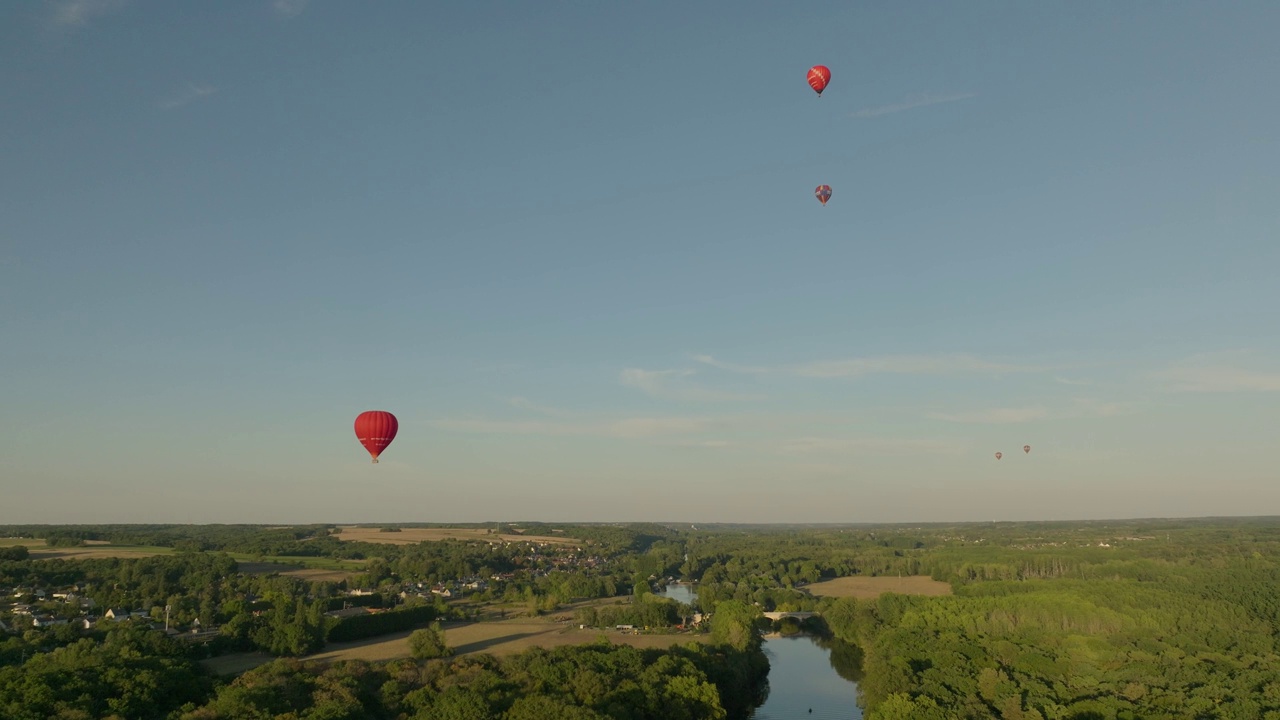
[
  {"left": 804, "top": 575, "right": 953, "bottom": 599},
  {"left": 309, "top": 622, "right": 710, "bottom": 665},
  {"left": 334, "top": 526, "right": 577, "bottom": 547},
  {"left": 236, "top": 562, "right": 356, "bottom": 583},
  {"left": 27, "top": 545, "right": 173, "bottom": 560},
  {"left": 203, "top": 621, "right": 710, "bottom": 676}
]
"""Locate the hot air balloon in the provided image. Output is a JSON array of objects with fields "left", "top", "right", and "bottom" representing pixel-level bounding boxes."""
[
  {"left": 994, "top": 452, "right": 1003, "bottom": 460},
  {"left": 807, "top": 65, "right": 831, "bottom": 96},
  {"left": 815, "top": 184, "right": 832, "bottom": 205},
  {"left": 354, "top": 411, "right": 398, "bottom": 464},
  {"left": 1023, "top": 445, "right": 1031, "bottom": 454}
]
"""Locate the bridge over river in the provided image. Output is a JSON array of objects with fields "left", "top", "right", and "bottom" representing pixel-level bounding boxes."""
[{"left": 761, "top": 611, "right": 818, "bottom": 621}]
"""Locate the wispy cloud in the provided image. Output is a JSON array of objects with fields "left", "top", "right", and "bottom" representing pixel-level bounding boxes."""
[
  {"left": 778, "top": 436, "right": 968, "bottom": 456},
  {"left": 926, "top": 397, "right": 1138, "bottom": 424},
  {"left": 272, "top": 0, "right": 310, "bottom": 18},
  {"left": 507, "top": 396, "right": 581, "bottom": 419},
  {"left": 620, "top": 367, "right": 762, "bottom": 402},
  {"left": 620, "top": 368, "right": 693, "bottom": 394},
  {"left": 158, "top": 83, "right": 217, "bottom": 110},
  {"left": 850, "top": 92, "right": 977, "bottom": 119},
  {"left": 1068, "top": 397, "right": 1136, "bottom": 417},
  {"left": 432, "top": 415, "right": 732, "bottom": 440},
  {"left": 794, "top": 353, "right": 1043, "bottom": 379},
  {"left": 50, "top": 0, "right": 127, "bottom": 27},
  {"left": 695, "top": 352, "right": 1047, "bottom": 379},
  {"left": 926, "top": 407, "right": 1050, "bottom": 424},
  {"left": 1153, "top": 361, "right": 1280, "bottom": 393},
  {"left": 1054, "top": 375, "right": 1093, "bottom": 386},
  {"left": 673, "top": 439, "right": 736, "bottom": 449},
  {"left": 693, "top": 354, "right": 769, "bottom": 374}
]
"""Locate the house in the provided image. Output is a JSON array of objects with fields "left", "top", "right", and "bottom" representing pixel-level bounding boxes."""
[{"left": 105, "top": 608, "right": 130, "bottom": 621}]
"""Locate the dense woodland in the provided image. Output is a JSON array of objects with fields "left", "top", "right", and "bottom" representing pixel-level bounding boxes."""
[{"left": 3, "top": 518, "right": 1280, "bottom": 718}]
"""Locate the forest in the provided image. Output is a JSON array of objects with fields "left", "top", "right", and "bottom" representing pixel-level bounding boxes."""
[{"left": 3, "top": 517, "right": 1280, "bottom": 718}]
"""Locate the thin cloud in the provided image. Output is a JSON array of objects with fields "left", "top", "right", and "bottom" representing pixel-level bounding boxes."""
[
  {"left": 430, "top": 411, "right": 823, "bottom": 441},
  {"left": 1069, "top": 397, "right": 1137, "bottom": 417},
  {"left": 778, "top": 436, "right": 968, "bottom": 456},
  {"left": 850, "top": 92, "right": 977, "bottom": 119},
  {"left": 1154, "top": 364, "right": 1280, "bottom": 393},
  {"left": 926, "top": 407, "right": 1050, "bottom": 424},
  {"left": 927, "top": 398, "right": 1138, "bottom": 424},
  {"left": 50, "top": 0, "right": 127, "bottom": 27},
  {"left": 693, "top": 354, "right": 769, "bottom": 374},
  {"left": 1054, "top": 376, "right": 1093, "bottom": 386},
  {"left": 696, "top": 352, "right": 1046, "bottom": 379},
  {"left": 507, "top": 396, "right": 578, "bottom": 419},
  {"left": 158, "top": 83, "right": 217, "bottom": 110},
  {"left": 793, "top": 353, "right": 1044, "bottom": 379},
  {"left": 620, "top": 368, "right": 693, "bottom": 394},
  {"left": 620, "top": 367, "right": 762, "bottom": 402},
  {"left": 432, "top": 415, "right": 728, "bottom": 440},
  {"left": 673, "top": 439, "right": 735, "bottom": 449},
  {"left": 272, "top": 0, "right": 310, "bottom": 17}
]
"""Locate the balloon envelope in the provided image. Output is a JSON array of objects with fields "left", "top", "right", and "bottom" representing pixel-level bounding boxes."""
[
  {"left": 807, "top": 65, "right": 831, "bottom": 95},
  {"left": 815, "top": 184, "right": 832, "bottom": 205},
  {"left": 994, "top": 452, "right": 1003, "bottom": 460},
  {"left": 1023, "top": 445, "right": 1031, "bottom": 454},
  {"left": 354, "top": 411, "right": 398, "bottom": 464}
]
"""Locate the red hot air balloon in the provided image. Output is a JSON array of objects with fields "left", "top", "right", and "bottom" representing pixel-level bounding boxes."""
[
  {"left": 807, "top": 65, "right": 831, "bottom": 96},
  {"left": 815, "top": 184, "right": 832, "bottom": 205},
  {"left": 1023, "top": 445, "right": 1031, "bottom": 454},
  {"left": 994, "top": 452, "right": 1003, "bottom": 460},
  {"left": 354, "top": 411, "right": 398, "bottom": 464}
]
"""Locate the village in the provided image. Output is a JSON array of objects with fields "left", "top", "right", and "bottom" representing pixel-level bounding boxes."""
[{"left": 0, "top": 541, "right": 622, "bottom": 644}]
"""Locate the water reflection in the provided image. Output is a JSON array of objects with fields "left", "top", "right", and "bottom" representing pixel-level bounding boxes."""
[
  {"left": 654, "top": 584, "right": 861, "bottom": 718},
  {"left": 751, "top": 635, "right": 862, "bottom": 720},
  {"left": 658, "top": 582, "right": 697, "bottom": 606},
  {"left": 816, "top": 635, "right": 864, "bottom": 685}
]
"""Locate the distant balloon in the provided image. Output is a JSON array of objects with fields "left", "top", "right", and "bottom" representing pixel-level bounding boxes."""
[
  {"left": 994, "top": 452, "right": 1003, "bottom": 460},
  {"left": 815, "top": 184, "right": 832, "bottom": 205},
  {"left": 1023, "top": 445, "right": 1031, "bottom": 454},
  {"left": 807, "top": 65, "right": 831, "bottom": 96},
  {"left": 354, "top": 411, "right": 398, "bottom": 464}
]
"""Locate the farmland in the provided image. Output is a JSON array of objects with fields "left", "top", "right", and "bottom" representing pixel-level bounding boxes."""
[
  {"left": 203, "top": 619, "right": 711, "bottom": 676},
  {"left": 29, "top": 544, "right": 174, "bottom": 560},
  {"left": 235, "top": 561, "right": 357, "bottom": 583},
  {"left": 333, "top": 525, "right": 577, "bottom": 546},
  {"left": 803, "top": 574, "right": 953, "bottom": 599}
]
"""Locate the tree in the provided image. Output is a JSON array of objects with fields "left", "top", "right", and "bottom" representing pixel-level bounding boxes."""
[
  {"left": 709, "top": 600, "right": 761, "bottom": 652},
  {"left": 408, "top": 622, "right": 453, "bottom": 660}
]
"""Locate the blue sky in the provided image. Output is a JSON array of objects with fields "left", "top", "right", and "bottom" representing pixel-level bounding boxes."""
[{"left": 2, "top": 0, "right": 1278, "bottom": 524}]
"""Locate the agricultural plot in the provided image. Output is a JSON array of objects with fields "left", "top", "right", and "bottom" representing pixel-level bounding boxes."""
[
  {"left": 27, "top": 545, "right": 173, "bottom": 560},
  {"left": 803, "top": 575, "right": 953, "bottom": 599},
  {"left": 203, "top": 621, "right": 710, "bottom": 676},
  {"left": 334, "top": 526, "right": 577, "bottom": 547}
]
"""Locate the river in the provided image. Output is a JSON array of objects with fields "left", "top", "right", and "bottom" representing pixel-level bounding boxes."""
[{"left": 657, "top": 583, "right": 862, "bottom": 719}]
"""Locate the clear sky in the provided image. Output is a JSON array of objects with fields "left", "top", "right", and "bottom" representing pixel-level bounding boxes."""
[{"left": 2, "top": 1, "right": 1278, "bottom": 525}]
